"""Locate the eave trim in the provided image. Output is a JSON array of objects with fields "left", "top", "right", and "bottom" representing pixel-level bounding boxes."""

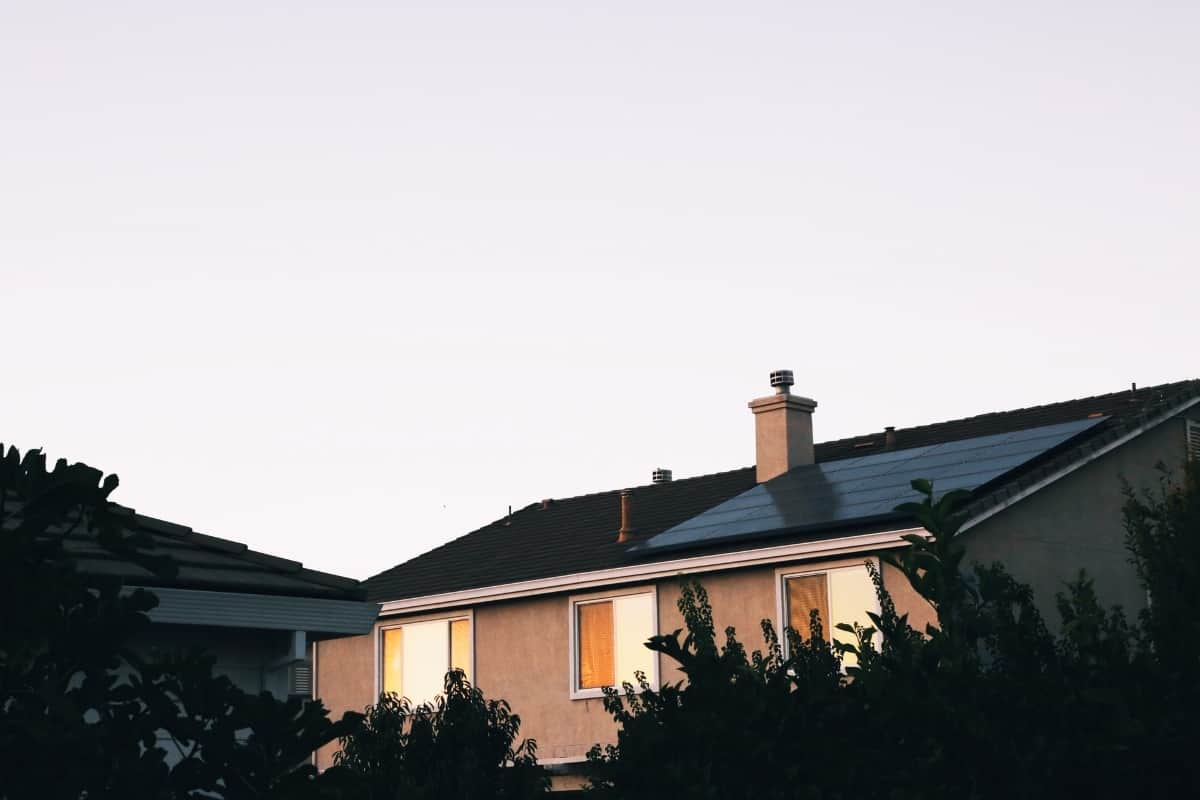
[
  {"left": 127, "top": 585, "right": 380, "bottom": 635},
  {"left": 377, "top": 528, "right": 920, "bottom": 616}
]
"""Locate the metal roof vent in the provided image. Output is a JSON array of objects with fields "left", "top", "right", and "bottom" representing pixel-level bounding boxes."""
[
  {"left": 1187, "top": 420, "right": 1200, "bottom": 462},
  {"left": 652, "top": 468, "right": 673, "bottom": 484},
  {"left": 769, "top": 369, "right": 794, "bottom": 395}
]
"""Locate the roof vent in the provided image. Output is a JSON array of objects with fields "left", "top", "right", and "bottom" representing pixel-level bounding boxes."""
[
  {"left": 1188, "top": 420, "right": 1200, "bottom": 462},
  {"left": 651, "top": 468, "right": 673, "bottom": 484},
  {"left": 617, "top": 489, "right": 635, "bottom": 543},
  {"left": 769, "top": 369, "right": 794, "bottom": 395},
  {"left": 885, "top": 426, "right": 897, "bottom": 450}
]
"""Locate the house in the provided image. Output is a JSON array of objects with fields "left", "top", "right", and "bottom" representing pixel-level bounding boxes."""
[
  {"left": 74, "top": 505, "right": 379, "bottom": 700},
  {"left": 314, "top": 375, "right": 1200, "bottom": 792}
]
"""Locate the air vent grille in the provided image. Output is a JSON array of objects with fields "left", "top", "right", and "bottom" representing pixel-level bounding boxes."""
[
  {"left": 289, "top": 663, "right": 313, "bottom": 697},
  {"left": 1187, "top": 420, "right": 1200, "bottom": 462}
]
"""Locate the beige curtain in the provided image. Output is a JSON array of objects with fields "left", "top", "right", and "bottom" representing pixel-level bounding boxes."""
[
  {"left": 787, "top": 574, "right": 830, "bottom": 641},
  {"left": 449, "top": 618, "right": 471, "bottom": 679},
  {"left": 578, "top": 602, "right": 615, "bottom": 689},
  {"left": 382, "top": 627, "right": 404, "bottom": 695}
]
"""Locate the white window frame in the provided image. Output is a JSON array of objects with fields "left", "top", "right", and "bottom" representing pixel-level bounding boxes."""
[
  {"left": 774, "top": 559, "right": 881, "bottom": 659},
  {"left": 568, "top": 585, "right": 659, "bottom": 700},
  {"left": 373, "top": 608, "right": 475, "bottom": 700}
]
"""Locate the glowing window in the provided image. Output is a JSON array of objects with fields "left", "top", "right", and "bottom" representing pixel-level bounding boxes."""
[
  {"left": 572, "top": 590, "right": 656, "bottom": 697},
  {"left": 380, "top": 616, "right": 471, "bottom": 704},
  {"left": 782, "top": 565, "right": 879, "bottom": 666}
]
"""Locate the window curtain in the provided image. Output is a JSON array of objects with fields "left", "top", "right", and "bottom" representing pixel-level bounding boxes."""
[
  {"left": 382, "top": 627, "right": 404, "bottom": 695},
  {"left": 578, "top": 601, "right": 615, "bottom": 689},
  {"left": 787, "top": 574, "right": 830, "bottom": 641},
  {"left": 449, "top": 618, "right": 471, "bottom": 679}
]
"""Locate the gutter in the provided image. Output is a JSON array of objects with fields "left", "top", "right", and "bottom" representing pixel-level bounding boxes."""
[
  {"left": 377, "top": 527, "right": 920, "bottom": 616},
  {"left": 127, "top": 585, "right": 380, "bottom": 636}
]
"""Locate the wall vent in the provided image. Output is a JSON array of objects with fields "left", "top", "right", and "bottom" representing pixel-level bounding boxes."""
[
  {"left": 289, "top": 662, "right": 313, "bottom": 697},
  {"left": 1188, "top": 419, "right": 1200, "bottom": 462}
]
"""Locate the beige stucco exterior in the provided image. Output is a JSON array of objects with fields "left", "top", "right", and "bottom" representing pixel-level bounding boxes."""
[
  {"left": 961, "top": 413, "right": 1194, "bottom": 625},
  {"left": 314, "top": 552, "right": 933, "bottom": 780},
  {"left": 314, "top": 409, "right": 1196, "bottom": 787}
]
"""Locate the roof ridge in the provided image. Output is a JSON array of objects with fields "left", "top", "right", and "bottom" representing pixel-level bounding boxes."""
[{"left": 816, "top": 378, "right": 1200, "bottom": 449}]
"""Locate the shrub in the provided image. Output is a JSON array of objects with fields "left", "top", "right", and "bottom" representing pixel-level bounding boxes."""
[
  {"left": 334, "top": 670, "right": 548, "bottom": 799},
  {"left": 585, "top": 470, "right": 1200, "bottom": 798}
]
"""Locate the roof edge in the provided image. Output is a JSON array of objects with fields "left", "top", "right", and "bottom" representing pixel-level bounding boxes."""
[{"left": 375, "top": 527, "right": 921, "bottom": 614}]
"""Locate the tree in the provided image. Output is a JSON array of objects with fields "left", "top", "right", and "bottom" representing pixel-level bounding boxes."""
[
  {"left": 334, "top": 670, "right": 548, "bottom": 800},
  {"left": 0, "top": 444, "right": 360, "bottom": 799}
]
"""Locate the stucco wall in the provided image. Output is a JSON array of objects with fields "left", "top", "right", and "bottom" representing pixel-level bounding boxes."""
[
  {"left": 314, "top": 632, "right": 374, "bottom": 769},
  {"left": 314, "top": 553, "right": 932, "bottom": 778},
  {"left": 961, "top": 414, "right": 1193, "bottom": 626}
]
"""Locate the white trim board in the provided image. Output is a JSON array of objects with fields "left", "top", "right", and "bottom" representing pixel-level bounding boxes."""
[{"left": 378, "top": 529, "right": 918, "bottom": 616}]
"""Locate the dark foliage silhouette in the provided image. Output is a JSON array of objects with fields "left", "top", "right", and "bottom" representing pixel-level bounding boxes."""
[
  {"left": 334, "top": 669, "right": 548, "bottom": 799},
  {"left": 0, "top": 444, "right": 361, "bottom": 799},
  {"left": 585, "top": 466, "right": 1200, "bottom": 798}
]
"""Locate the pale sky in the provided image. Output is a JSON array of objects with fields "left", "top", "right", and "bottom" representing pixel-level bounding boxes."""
[{"left": 2, "top": 1, "right": 1196, "bottom": 580}]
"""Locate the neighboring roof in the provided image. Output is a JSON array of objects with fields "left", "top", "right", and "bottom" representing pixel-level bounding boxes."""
[
  {"left": 69, "top": 506, "right": 367, "bottom": 602},
  {"left": 365, "top": 379, "right": 1200, "bottom": 603}
]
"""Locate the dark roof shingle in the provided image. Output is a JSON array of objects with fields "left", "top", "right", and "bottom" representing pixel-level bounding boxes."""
[
  {"left": 66, "top": 508, "right": 366, "bottom": 601},
  {"left": 364, "top": 379, "right": 1200, "bottom": 603}
]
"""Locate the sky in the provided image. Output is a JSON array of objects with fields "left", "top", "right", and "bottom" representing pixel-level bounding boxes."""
[{"left": 2, "top": 1, "right": 1196, "bottom": 580}]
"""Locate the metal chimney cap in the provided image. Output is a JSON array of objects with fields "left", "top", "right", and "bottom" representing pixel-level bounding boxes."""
[
  {"left": 651, "top": 468, "right": 673, "bottom": 484},
  {"left": 769, "top": 369, "right": 794, "bottom": 394}
]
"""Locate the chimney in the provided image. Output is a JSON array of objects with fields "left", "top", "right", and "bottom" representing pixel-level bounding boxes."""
[
  {"left": 748, "top": 369, "right": 817, "bottom": 483},
  {"left": 617, "top": 489, "right": 635, "bottom": 543},
  {"left": 884, "top": 426, "right": 897, "bottom": 450},
  {"left": 651, "top": 468, "right": 673, "bottom": 484}
]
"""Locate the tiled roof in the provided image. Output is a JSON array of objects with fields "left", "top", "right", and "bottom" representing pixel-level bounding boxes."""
[
  {"left": 364, "top": 379, "right": 1200, "bottom": 603},
  {"left": 67, "top": 507, "right": 366, "bottom": 601}
]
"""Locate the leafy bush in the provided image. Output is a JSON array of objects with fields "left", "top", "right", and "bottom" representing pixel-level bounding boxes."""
[
  {"left": 334, "top": 669, "right": 548, "bottom": 799},
  {"left": 585, "top": 469, "right": 1200, "bottom": 798}
]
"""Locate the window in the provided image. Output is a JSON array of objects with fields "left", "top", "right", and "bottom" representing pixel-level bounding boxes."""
[
  {"left": 570, "top": 589, "right": 657, "bottom": 698},
  {"left": 778, "top": 563, "right": 879, "bottom": 666},
  {"left": 379, "top": 615, "right": 471, "bottom": 704}
]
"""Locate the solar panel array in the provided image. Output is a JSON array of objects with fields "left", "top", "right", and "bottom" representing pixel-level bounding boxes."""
[{"left": 632, "top": 416, "right": 1105, "bottom": 555}]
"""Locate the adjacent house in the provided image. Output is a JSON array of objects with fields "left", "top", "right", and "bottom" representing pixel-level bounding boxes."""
[
  {"left": 315, "top": 375, "right": 1200, "bottom": 792},
  {"left": 72, "top": 506, "right": 379, "bottom": 700}
]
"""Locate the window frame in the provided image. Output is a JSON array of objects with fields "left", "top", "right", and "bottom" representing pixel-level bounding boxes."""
[
  {"left": 373, "top": 608, "right": 475, "bottom": 701},
  {"left": 568, "top": 585, "right": 659, "bottom": 700},
  {"left": 774, "top": 559, "right": 882, "bottom": 659}
]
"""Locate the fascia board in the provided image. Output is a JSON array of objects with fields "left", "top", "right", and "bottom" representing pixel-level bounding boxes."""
[
  {"left": 127, "top": 585, "right": 380, "bottom": 635},
  {"left": 377, "top": 528, "right": 920, "bottom": 616}
]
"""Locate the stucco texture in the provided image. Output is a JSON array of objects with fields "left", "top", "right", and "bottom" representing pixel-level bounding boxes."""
[
  {"left": 961, "top": 415, "right": 1193, "bottom": 626},
  {"left": 314, "top": 632, "right": 374, "bottom": 769}
]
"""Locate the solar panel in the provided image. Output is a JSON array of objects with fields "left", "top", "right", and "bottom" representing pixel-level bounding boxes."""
[{"left": 631, "top": 416, "right": 1106, "bottom": 555}]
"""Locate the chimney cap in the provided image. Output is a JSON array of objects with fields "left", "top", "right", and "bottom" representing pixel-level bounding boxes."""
[
  {"left": 769, "top": 369, "right": 794, "bottom": 394},
  {"left": 651, "top": 468, "right": 673, "bottom": 484}
]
